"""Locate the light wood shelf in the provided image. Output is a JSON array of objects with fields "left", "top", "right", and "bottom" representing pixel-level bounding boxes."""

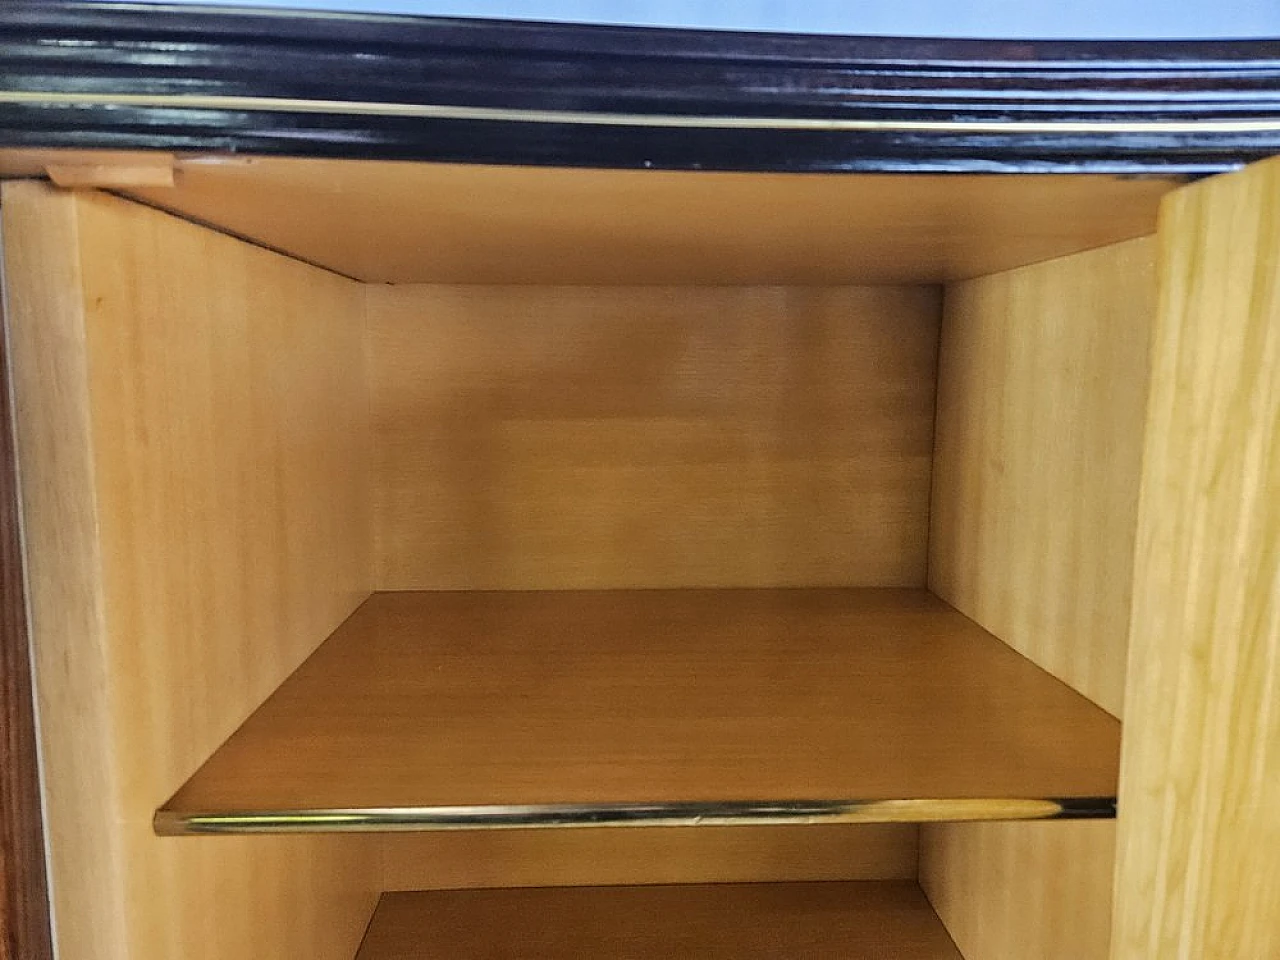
[
  {"left": 156, "top": 588, "right": 1120, "bottom": 834},
  {"left": 354, "top": 882, "right": 964, "bottom": 960}
]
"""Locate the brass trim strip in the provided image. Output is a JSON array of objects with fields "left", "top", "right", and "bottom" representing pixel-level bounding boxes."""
[
  {"left": 5, "top": 89, "right": 1280, "bottom": 134},
  {"left": 153, "top": 797, "right": 1114, "bottom": 835}
]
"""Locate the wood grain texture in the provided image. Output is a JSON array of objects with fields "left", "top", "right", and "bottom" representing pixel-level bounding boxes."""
[
  {"left": 0, "top": 206, "right": 54, "bottom": 960},
  {"left": 922, "top": 238, "right": 1156, "bottom": 960},
  {"left": 921, "top": 821, "right": 1117, "bottom": 960},
  {"left": 0, "top": 149, "right": 176, "bottom": 179},
  {"left": 356, "top": 882, "right": 964, "bottom": 960},
  {"left": 2, "top": 183, "right": 126, "bottom": 960},
  {"left": 930, "top": 236, "right": 1155, "bottom": 717},
  {"left": 382, "top": 824, "right": 917, "bottom": 890},
  {"left": 45, "top": 157, "right": 175, "bottom": 189},
  {"left": 3, "top": 182, "right": 379, "bottom": 960},
  {"left": 162, "top": 589, "right": 1120, "bottom": 819},
  {"left": 113, "top": 156, "right": 1168, "bottom": 284},
  {"left": 1111, "top": 158, "right": 1280, "bottom": 960},
  {"left": 369, "top": 285, "right": 939, "bottom": 590}
]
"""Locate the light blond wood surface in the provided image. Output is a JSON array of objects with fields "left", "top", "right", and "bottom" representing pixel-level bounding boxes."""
[
  {"left": 355, "top": 882, "right": 965, "bottom": 960},
  {"left": 929, "top": 236, "right": 1155, "bottom": 717},
  {"left": 160, "top": 588, "right": 1120, "bottom": 824},
  {"left": 0, "top": 148, "right": 176, "bottom": 180},
  {"left": 3, "top": 183, "right": 379, "bottom": 960},
  {"left": 382, "top": 824, "right": 917, "bottom": 890},
  {"left": 46, "top": 158, "right": 175, "bottom": 189},
  {"left": 1112, "top": 158, "right": 1280, "bottom": 960},
  {"left": 369, "top": 285, "right": 939, "bottom": 590},
  {"left": 922, "top": 238, "right": 1155, "bottom": 960},
  {"left": 2, "top": 181, "right": 128, "bottom": 960},
  {"left": 0, "top": 150, "right": 1176, "bottom": 284},
  {"left": 921, "top": 821, "right": 1118, "bottom": 960}
]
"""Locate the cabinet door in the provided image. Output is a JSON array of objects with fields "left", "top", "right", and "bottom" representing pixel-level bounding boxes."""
[{"left": 1113, "top": 156, "right": 1280, "bottom": 960}]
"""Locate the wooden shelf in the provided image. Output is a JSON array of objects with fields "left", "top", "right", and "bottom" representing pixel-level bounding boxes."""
[
  {"left": 354, "top": 882, "right": 964, "bottom": 960},
  {"left": 155, "top": 589, "right": 1120, "bottom": 834}
]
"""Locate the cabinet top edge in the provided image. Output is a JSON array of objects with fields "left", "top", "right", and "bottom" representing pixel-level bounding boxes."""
[{"left": 2, "top": 2, "right": 1279, "bottom": 172}]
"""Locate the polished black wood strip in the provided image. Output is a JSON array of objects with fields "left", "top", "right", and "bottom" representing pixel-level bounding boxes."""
[{"left": 1, "top": 2, "right": 1278, "bottom": 171}]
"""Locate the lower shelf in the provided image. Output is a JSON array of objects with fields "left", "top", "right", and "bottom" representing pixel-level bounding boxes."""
[
  {"left": 157, "top": 588, "right": 1120, "bottom": 834},
  {"left": 355, "top": 882, "right": 963, "bottom": 960}
]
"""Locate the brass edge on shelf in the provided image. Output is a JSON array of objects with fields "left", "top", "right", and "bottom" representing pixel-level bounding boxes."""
[
  {"left": 4, "top": 90, "right": 1280, "bottom": 135},
  {"left": 153, "top": 797, "right": 1117, "bottom": 836}
]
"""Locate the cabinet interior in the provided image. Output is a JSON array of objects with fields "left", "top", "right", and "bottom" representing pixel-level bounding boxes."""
[{"left": 1, "top": 151, "right": 1159, "bottom": 960}]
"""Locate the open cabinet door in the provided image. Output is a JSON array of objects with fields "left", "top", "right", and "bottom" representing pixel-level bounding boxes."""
[{"left": 1113, "top": 156, "right": 1280, "bottom": 960}]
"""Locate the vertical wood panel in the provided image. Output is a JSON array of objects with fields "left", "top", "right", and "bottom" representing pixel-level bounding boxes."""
[
  {"left": 383, "top": 825, "right": 918, "bottom": 891},
  {"left": 929, "top": 237, "right": 1155, "bottom": 717},
  {"left": 369, "top": 284, "right": 940, "bottom": 590},
  {"left": 0, "top": 191, "right": 55, "bottom": 960},
  {"left": 1112, "top": 158, "right": 1280, "bottom": 960},
  {"left": 4, "top": 182, "right": 379, "bottom": 960},
  {"left": 2, "top": 184, "right": 125, "bottom": 960},
  {"left": 923, "top": 237, "right": 1156, "bottom": 960},
  {"left": 921, "top": 822, "right": 1117, "bottom": 960},
  {"left": 355, "top": 882, "right": 965, "bottom": 960}
]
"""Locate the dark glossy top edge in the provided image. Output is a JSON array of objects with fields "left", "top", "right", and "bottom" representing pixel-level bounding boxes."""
[{"left": 1, "top": 1, "right": 1279, "bottom": 172}]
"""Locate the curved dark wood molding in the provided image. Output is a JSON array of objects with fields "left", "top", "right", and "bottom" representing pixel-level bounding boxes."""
[{"left": 0, "top": 2, "right": 1278, "bottom": 171}]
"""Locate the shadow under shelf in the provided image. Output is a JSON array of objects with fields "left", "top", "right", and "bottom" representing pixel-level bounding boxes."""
[{"left": 353, "top": 881, "right": 964, "bottom": 960}]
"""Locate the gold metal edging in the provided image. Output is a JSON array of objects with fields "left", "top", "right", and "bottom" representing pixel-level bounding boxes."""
[
  {"left": 6, "top": 89, "right": 1280, "bottom": 134},
  {"left": 153, "top": 797, "right": 1111, "bottom": 835}
]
